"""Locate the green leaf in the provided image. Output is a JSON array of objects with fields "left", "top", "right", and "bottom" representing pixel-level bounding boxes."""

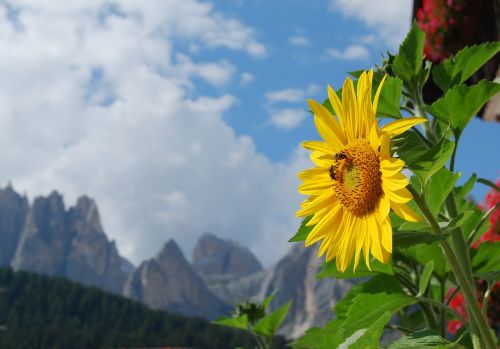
[
  {"left": 471, "top": 243, "right": 500, "bottom": 274},
  {"left": 387, "top": 329, "right": 463, "bottom": 348},
  {"left": 393, "top": 130, "right": 429, "bottom": 166},
  {"left": 424, "top": 168, "right": 460, "bottom": 215},
  {"left": 455, "top": 173, "right": 477, "bottom": 200},
  {"left": 393, "top": 231, "right": 449, "bottom": 248},
  {"left": 253, "top": 301, "right": 291, "bottom": 338},
  {"left": 429, "top": 80, "right": 500, "bottom": 136},
  {"left": 474, "top": 271, "right": 500, "bottom": 283},
  {"left": 405, "top": 244, "right": 448, "bottom": 276},
  {"left": 261, "top": 289, "right": 277, "bottom": 310},
  {"left": 444, "top": 211, "right": 473, "bottom": 231},
  {"left": 417, "top": 261, "right": 434, "bottom": 296},
  {"left": 318, "top": 257, "right": 394, "bottom": 279},
  {"left": 289, "top": 216, "right": 312, "bottom": 242},
  {"left": 213, "top": 314, "right": 248, "bottom": 330},
  {"left": 398, "top": 221, "right": 432, "bottom": 232},
  {"left": 376, "top": 76, "right": 403, "bottom": 118},
  {"left": 337, "top": 311, "right": 392, "bottom": 349},
  {"left": 290, "top": 321, "right": 344, "bottom": 349},
  {"left": 410, "top": 137, "right": 454, "bottom": 183},
  {"left": 393, "top": 21, "right": 425, "bottom": 84},
  {"left": 336, "top": 275, "right": 415, "bottom": 333},
  {"left": 432, "top": 42, "right": 500, "bottom": 91}
]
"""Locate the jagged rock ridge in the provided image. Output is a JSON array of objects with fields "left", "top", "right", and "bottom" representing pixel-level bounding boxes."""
[{"left": 124, "top": 239, "right": 230, "bottom": 319}]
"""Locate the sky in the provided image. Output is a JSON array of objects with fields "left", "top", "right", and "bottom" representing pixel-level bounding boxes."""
[{"left": 0, "top": 0, "right": 498, "bottom": 267}]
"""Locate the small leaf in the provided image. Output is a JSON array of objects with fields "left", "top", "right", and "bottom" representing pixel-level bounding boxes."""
[
  {"left": 213, "top": 314, "right": 248, "bottom": 330},
  {"left": 398, "top": 221, "right": 431, "bottom": 232},
  {"left": 393, "top": 21, "right": 425, "bottom": 84},
  {"left": 424, "top": 168, "right": 460, "bottom": 215},
  {"left": 455, "top": 173, "right": 477, "bottom": 200},
  {"left": 410, "top": 137, "right": 454, "bottom": 183},
  {"left": 289, "top": 216, "right": 312, "bottom": 242},
  {"left": 376, "top": 76, "right": 403, "bottom": 118},
  {"left": 261, "top": 289, "right": 277, "bottom": 310},
  {"left": 387, "top": 329, "right": 463, "bottom": 348},
  {"left": 253, "top": 301, "right": 291, "bottom": 338},
  {"left": 418, "top": 261, "right": 434, "bottom": 296},
  {"left": 471, "top": 242, "right": 500, "bottom": 274},
  {"left": 444, "top": 211, "right": 473, "bottom": 231},
  {"left": 393, "top": 129, "right": 429, "bottom": 165},
  {"left": 393, "top": 231, "right": 449, "bottom": 248},
  {"left": 432, "top": 42, "right": 500, "bottom": 91},
  {"left": 429, "top": 80, "right": 500, "bottom": 136}
]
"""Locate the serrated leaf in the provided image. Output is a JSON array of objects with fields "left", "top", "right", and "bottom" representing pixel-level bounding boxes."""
[
  {"left": 393, "top": 129, "right": 429, "bottom": 165},
  {"left": 377, "top": 76, "right": 403, "bottom": 118},
  {"left": 432, "top": 42, "right": 500, "bottom": 91},
  {"left": 398, "top": 221, "right": 431, "bottom": 232},
  {"left": 253, "top": 301, "right": 291, "bottom": 338},
  {"left": 393, "top": 231, "right": 449, "bottom": 248},
  {"left": 429, "top": 80, "right": 500, "bottom": 136},
  {"left": 289, "top": 216, "right": 312, "bottom": 242},
  {"left": 213, "top": 314, "right": 248, "bottom": 330},
  {"left": 417, "top": 261, "right": 434, "bottom": 296},
  {"left": 336, "top": 275, "right": 415, "bottom": 335},
  {"left": 290, "top": 321, "right": 343, "bottom": 349},
  {"left": 318, "top": 256, "right": 394, "bottom": 279},
  {"left": 410, "top": 137, "right": 454, "bottom": 183},
  {"left": 387, "top": 329, "right": 463, "bottom": 348},
  {"left": 393, "top": 21, "right": 424, "bottom": 84},
  {"left": 424, "top": 168, "right": 460, "bottom": 215},
  {"left": 471, "top": 242, "right": 500, "bottom": 274}
]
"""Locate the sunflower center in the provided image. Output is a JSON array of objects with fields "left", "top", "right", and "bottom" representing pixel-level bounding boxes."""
[{"left": 330, "top": 140, "right": 383, "bottom": 217}]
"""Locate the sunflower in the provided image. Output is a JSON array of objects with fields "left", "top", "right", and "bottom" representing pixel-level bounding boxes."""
[{"left": 296, "top": 70, "right": 426, "bottom": 272}]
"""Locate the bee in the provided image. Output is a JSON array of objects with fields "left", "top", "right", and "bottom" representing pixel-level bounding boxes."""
[{"left": 329, "top": 152, "right": 347, "bottom": 181}]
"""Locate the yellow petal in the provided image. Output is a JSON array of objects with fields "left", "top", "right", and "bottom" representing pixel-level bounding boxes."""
[
  {"left": 341, "top": 78, "right": 357, "bottom": 140},
  {"left": 301, "top": 140, "right": 332, "bottom": 154},
  {"left": 383, "top": 174, "right": 409, "bottom": 191},
  {"left": 380, "top": 158, "right": 405, "bottom": 177},
  {"left": 327, "top": 85, "right": 344, "bottom": 128},
  {"left": 306, "top": 204, "right": 341, "bottom": 246},
  {"left": 384, "top": 186, "right": 412, "bottom": 203},
  {"left": 296, "top": 191, "right": 335, "bottom": 216},
  {"left": 378, "top": 196, "right": 391, "bottom": 221},
  {"left": 310, "top": 151, "right": 333, "bottom": 168},
  {"left": 298, "top": 167, "right": 328, "bottom": 181},
  {"left": 380, "top": 117, "right": 427, "bottom": 138},
  {"left": 298, "top": 179, "right": 333, "bottom": 195},
  {"left": 314, "top": 116, "right": 344, "bottom": 151},
  {"left": 308, "top": 99, "right": 347, "bottom": 145},
  {"left": 380, "top": 216, "right": 392, "bottom": 253},
  {"left": 392, "top": 202, "right": 421, "bottom": 222}
]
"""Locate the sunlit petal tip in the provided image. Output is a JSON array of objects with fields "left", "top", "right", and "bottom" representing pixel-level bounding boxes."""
[{"left": 380, "top": 117, "right": 428, "bottom": 138}]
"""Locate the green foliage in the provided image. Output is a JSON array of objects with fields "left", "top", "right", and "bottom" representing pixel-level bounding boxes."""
[
  {"left": 288, "top": 216, "right": 312, "bottom": 242},
  {"left": 417, "top": 261, "right": 434, "bottom": 296},
  {"left": 214, "top": 290, "right": 291, "bottom": 349},
  {"left": 471, "top": 243, "right": 500, "bottom": 274},
  {"left": 387, "top": 330, "right": 463, "bottom": 348},
  {"left": 393, "top": 231, "right": 449, "bottom": 249},
  {"left": 376, "top": 76, "right": 403, "bottom": 118},
  {"left": 432, "top": 42, "right": 500, "bottom": 91},
  {"left": 429, "top": 80, "right": 500, "bottom": 137},
  {"left": 392, "top": 21, "right": 424, "bottom": 84},
  {"left": 424, "top": 168, "right": 460, "bottom": 216},
  {"left": 0, "top": 268, "right": 287, "bottom": 349},
  {"left": 408, "top": 137, "right": 454, "bottom": 183}
]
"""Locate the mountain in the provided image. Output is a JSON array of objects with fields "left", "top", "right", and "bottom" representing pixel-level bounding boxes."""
[
  {"left": 123, "top": 239, "right": 230, "bottom": 319},
  {"left": 0, "top": 187, "right": 131, "bottom": 294},
  {"left": 192, "top": 233, "right": 263, "bottom": 277}
]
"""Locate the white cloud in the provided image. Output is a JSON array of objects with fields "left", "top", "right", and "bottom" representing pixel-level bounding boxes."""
[
  {"left": 0, "top": 0, "right": 304, "bottom": 267},
  {"left": 240, "top": 72, "right": 254, "bottom": 85},
  {"left": 266, "top": 84, "right": 320, "bottom": 104},
  {"left": 325, "top": 44, "right": 370, "bottom": 60},
  {"left": 289, "top": 35, "right": 310, "bottom": 47},
  {"left": 329, "top": 0, "right": 413, "bottom": 47},
  {"left": 269, "top": 109, "right": 308, "bottom": 130}
]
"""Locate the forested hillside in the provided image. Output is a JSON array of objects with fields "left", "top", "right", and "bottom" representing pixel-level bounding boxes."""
[{"left": 0, "top": 268, "right": 287, "bottom": 349}]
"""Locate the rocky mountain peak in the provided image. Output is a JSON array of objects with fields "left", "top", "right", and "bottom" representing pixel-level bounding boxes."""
[{"left": 192, "top": 232, "right": 262, "bottom": 277}]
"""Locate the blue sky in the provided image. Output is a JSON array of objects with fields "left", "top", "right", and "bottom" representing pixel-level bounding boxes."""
[{"left": 0, "top": 0, "right": 497, "bottom": 266}]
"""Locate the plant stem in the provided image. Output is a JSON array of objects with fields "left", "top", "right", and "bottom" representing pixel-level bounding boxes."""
[
  {"left": 408, "top": 186, "right": 497, "bottom": 349},
  {"left": 415, "top": 296, "right": 468, "bottom": 324},
  {"left": 449, "top": 135, "right": 459, "bottom": 173}
]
